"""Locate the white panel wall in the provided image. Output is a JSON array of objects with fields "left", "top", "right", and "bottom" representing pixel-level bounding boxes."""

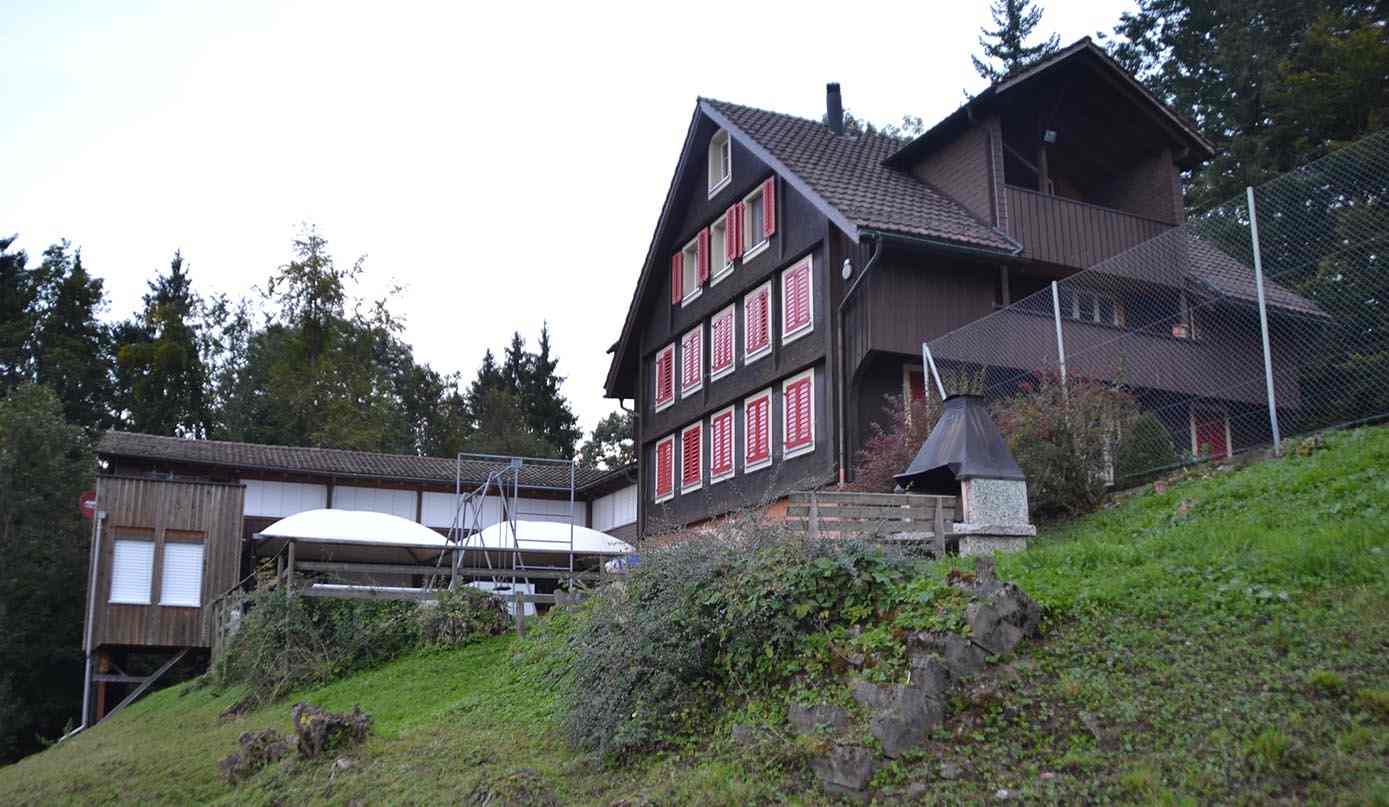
[
  {"left": 420, "top": 492, "right": 582, "bottom": 529},
  {"left": 332, "top": 485, "right": 416, "bottom": 520},
  {"left": 593, "top": 484, "right": 638, "bottom": 532},
  {"left": 244, "top": 480, "right": 328, "bottom": 517}
]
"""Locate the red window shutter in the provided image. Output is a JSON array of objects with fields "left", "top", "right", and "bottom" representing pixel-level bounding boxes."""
[
  {"left": 762, "top": 178, "right": 776, "bottom": 237},
  {"left": 671, "top": 253, "right": 683, "bottom": 304},
  {"left": 698, "top": 228, "right": 710, "bottom": 285},
  {"left": 747, "top": 396, "right": 770, "bottom": 464},
  {"left": 724, "top": 208, "right": 738, "bottom": 264},
  {"left": 734, "top": 202, "right": 745, "bottom": 255},
  {"left": 712, "top": 412, "right": 733, "bottom": 476},
  {"left": 682, "top": 426, "right": 701, "bottom": 487},
  {"left": 786, "top": 377, "right": 812, "bottom": 450},
  {"left": 656, "top": 438, "right": 673, "bottom": 498},
  {"left": 753, "top": 289, "right": 769, "bottom": 351},
  {"left": 656, "top": 347, "right": 673, "bottom": 405},
  {"left": 713, "top": 311, "right": 732, "bottom": 372}
]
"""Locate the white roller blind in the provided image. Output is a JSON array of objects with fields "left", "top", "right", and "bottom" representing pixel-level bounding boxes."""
[
  {"left": 110, "top": 540, "right": 154, "bottom": 604},
  {"left": 160, "top": 542, "right": 205, "bottom": 607}
]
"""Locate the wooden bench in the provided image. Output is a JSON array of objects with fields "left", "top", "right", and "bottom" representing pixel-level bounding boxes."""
[{"left": 784, "top": 492, "right": 958, "bottom": 555}]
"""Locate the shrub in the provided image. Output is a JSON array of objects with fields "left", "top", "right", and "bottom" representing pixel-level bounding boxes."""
[
  {"left": 1358, "top": 688, "right": 1389, "bottom": 721},
  {"left": 991, "top": 371, "right": 1140, "bottom": 517},
  {"left": 417, "top": 586, "right": 511, "bottom": 646},
  {"left": 1116, "top": 412, "right": 1179, "bottom": 481},
  {"left": 549, "top": 517, "right": 966, "bottom": 758},
  {"left": 852, "top": 393, "right": 941, "bottom": 492},
  {"left": 215, "top": 588, "right": 422, "bottom": 706},
  {"left": 1307, "top": 668, "right": 1347, "bottom": 695}
]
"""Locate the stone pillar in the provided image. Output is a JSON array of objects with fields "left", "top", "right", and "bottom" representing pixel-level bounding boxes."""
[{"left": 956, "top": 478, "right": 1035, "bottom": 555}]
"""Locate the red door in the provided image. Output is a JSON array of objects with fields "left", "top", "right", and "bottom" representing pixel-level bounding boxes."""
[{"left": 1193, "top": 411, "right": 1229, "bottom": 458}]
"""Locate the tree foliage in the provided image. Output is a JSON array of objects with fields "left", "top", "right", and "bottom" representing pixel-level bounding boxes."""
[
  {"left": 31, "top": 245, "right": 113, "bottom": 430},
  {"left": 972, "top": 0, "right": 1060, "bottom": 82},
  {"left": 577, "top": 410, "right": 634, "bottom": 470},
  {"left": 0, "top": 385, "right": 94, "bottom": 762}
]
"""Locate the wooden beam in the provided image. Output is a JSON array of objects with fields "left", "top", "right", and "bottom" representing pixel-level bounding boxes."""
[
  {"left": 786, "top": 505, "right": 954, "bottom": 520},
  {"left": 93, "top": 673, "right": 152, "bottom": 685},
  {"left": 97, "top": 648, "right": 189, "bottom": 726}
]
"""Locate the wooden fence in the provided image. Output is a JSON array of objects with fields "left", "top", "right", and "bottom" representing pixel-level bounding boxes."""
[{"left": 784, "top": 492, "right": 958, "bottom": 554}]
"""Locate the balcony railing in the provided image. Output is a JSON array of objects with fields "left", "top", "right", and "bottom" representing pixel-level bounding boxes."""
[{"left": 1005, "top": 185, "right": 1173, "bottom": 269}]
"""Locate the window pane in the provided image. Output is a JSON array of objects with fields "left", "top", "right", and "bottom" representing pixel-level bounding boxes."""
[
  {"left": 160, "top": 542, "right": 205, "bottom": 607},
  {"left": 749, "top": 195, "right": 765, "bottom": 243},
  {"left": 110, "top": 540, "right": 154, "bottom": 604}
]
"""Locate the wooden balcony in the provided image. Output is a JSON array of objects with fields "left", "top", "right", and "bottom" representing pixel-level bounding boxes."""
[{"left": 1005, "top": 185, "right": 1173, "bottom": 269}]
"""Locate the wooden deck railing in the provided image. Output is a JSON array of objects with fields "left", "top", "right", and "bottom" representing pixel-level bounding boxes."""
[
  {"left": 1006, "top": 185, "right": 1172, "bottom": 268},
  {"left": 784, "top": 492, "right": 958, "bottom": 555}
]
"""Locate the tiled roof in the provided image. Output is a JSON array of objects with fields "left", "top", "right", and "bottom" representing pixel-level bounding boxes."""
[
  {"left": 1185, "top": 236, "right": 1326, "bottom": 317},
  {"left": 97, "top": 432, "right": 623, "bottom": 492},
  {"left": 703, "top": 99, "right": 1020, "bottom": 253}
]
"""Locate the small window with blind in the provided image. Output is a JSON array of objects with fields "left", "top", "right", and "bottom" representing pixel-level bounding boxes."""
[
  {"left": 782, "top": 370, "right": 815, "bottom": 459},
  {"left": 708, "top": 130, "right": 732, "bottom": 196},
  {"left": 110, "top": 538, "right": 155, "bottom": 605},
  {"left": 1066, "top": 288, "right": 1125, "bottom": 327},
  {"left": 160, "top": 534, "right": 206, "bottom": 607},
  {"left": 741, "top": 178, "right": 776, "bottom": 260},
  {"left": 710, "top": 215, "right": 733, "bottom": 285},
  {"left": 744, "top": 388, "right": 773, "bottom": 473},
  {"left": 680, "top": 422, "right": 703, "bottom": 493},
  {"left": 781, "top": 256, "right": 813, "bottom": 344},
  {"left": 709, "top": 405, "right": 736, "bottom": 484},
  {"left": 654, "top": 434, "right": 675, "bottom": 503},
  {"left": 744, "top": 281, "right": 772, "bottom": 365},
  {"left": 679, "top": 324, "right": 703, "bottom": 398},
  {"left": 653, "top": 344, "right": 675, "bottom": 413},
  {"left": 710, "top": 305, "right": 736, "bottom": 381}
]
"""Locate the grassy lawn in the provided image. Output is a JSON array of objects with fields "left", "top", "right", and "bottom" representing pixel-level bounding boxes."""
[{"left": 2, "top": 427, "right": 1387, "bottom": 805}]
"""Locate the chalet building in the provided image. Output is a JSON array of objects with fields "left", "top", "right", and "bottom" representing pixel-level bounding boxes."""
[{"left": 602, "top": 38, "right": 1322, "bottom": 537}]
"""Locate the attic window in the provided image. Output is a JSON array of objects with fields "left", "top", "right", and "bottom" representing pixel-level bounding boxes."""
[
  {"left": 740, "top": 179, "right": 776, "bottom": 260},
  {"left": 681, "top": 238, "right": 702, "bottom": 306},
  {"left": 708, "top": 130, "right": 732, "bottom": 196}
]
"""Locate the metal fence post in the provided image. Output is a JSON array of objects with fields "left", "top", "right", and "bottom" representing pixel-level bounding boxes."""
[
  {"left": 1247, "top": 187, "right": 1283, "bottom": 456},
  {"left": 921, "top": 342, "right": 948, "bottom": 400},
  {"left": 1050, "top": 281, "right": 1068, "bottom": 386}
]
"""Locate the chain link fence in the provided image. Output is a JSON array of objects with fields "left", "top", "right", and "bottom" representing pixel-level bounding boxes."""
[{"left": 925, "top": 129, "right": 1389, "bottom": 486}]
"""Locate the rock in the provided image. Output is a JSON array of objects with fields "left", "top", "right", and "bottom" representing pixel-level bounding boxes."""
[
  {"left": 869, "top": 685, "right": 944, "bottom": 757},
  {"left": 291, "top": 703, "right": 372, "bottom": 759},
  {"left": 910, "top": 631, "right": 988, "bottom": 679},
  {"left": 939, "top": 761, "right": 963, "bottom": 780},
  {"left": 809, "top": 744, "right": 878, "bottom": 800},
  {"left": 218, "top": 728, "right": 290, "bottom": 785},
  {"left": 788, "top": 703, "right": 851, "bottom": 735},
  {"left": 996, "top": 787, "right": 1015, "bottom": 800},
  {"left": 850, "top": 680, "right": 894, "bottom": 711},
  {"left": 967, "top": 583, "right": 1041, "bottom": 656},
  {"left": 845, "top": 652, "right": 866, "bottom": 669},
  {"left": 907, "top": 653, "right": 954, "bottom": 700},
  {"left": 334, "top": 756, "right": 353, "bottom": 771}
]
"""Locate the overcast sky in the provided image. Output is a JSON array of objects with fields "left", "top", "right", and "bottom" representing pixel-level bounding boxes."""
[{"left": 2, "top": 0, "right": 1132, "bottom": 438}]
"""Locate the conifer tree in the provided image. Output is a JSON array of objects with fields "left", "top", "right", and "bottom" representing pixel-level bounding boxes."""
[
  {"left": 0, "top": 236, "right": 38, "bottom": 394},
  {"left": 971, "top": 0, "right": 1060, "bottom": 82},
  {"left": 31, "top": 244, "right": 114, "bottom": 430}
]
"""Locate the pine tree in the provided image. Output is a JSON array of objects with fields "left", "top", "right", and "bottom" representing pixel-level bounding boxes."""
[
  {"left": 113, "top": 251, "right": 212, "bottom": 436},
  {"left": 524, "top": 324, "right": 582, "bottom": 458},
  {"left": 972, "top": 0, "right": 1060, "bottom": 82},
  {"left": 31, "top": 244, "right": 114, "bottom": 430},
  {"left": 0, "top": 236, "right": 38, "bottom": 393}
]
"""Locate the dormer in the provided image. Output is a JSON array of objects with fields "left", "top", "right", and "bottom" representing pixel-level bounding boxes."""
[{"left": 885, "top": 39, "right": 1215, "bottom": 269}]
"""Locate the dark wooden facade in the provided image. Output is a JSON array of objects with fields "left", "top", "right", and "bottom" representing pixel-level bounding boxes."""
[{"left": 89, "top": 476, "right": 245, "bottom": 651}]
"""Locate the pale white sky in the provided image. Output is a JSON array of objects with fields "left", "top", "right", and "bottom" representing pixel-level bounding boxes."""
[{"left": 1, "top": 0, "right": 1131, "bottom": 436}]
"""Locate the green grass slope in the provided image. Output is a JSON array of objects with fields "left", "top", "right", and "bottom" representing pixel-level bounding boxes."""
[{"left": 2, "top": 427, "right": 1388, "bottom": 805}]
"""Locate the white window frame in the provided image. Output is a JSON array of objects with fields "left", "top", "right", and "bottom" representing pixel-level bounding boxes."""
[
  {"left": 159, "top": 539, "right": 205, "bottom": 607},
  {"left": 680, "top": 422, "right": 703, "bottom": 493},
  {"left": 782, "top": 369, "right": 816, "bottom": 460},
  {"left": 1189, "top": 406, "right": 1232, "bottom": 459},
  {"left": 781, "top": 256, "right": 814, "bottom": 346},
  {"left": 710, "top": 304, "right": 736, "bottom": 382},
  {"left": 1069, "top": 288, "right": 1124, "bottom": 327},
  {"left": 109, "top": 538, "right": 154, "bottom": 605},
  {"left": 710, "top": 214, "right": 734, "bottom": 285},
  {"left": 654, "top": 433, "right": 676, "bottom": 503},
  {"left": 743, "top": 280, "right": 773, "bottom": 365},
  {"left": 708, "top": 129, "right": 732, "bottom": 198},
  {"left": 741, "top": 185, "right": 770, "bottom": 261},
  {"left": 679, "top": 324, "right": 703, "bottom": 398},
  {"left": 653, "top": 343, "right": 675, "bottom": 413},
  {"left": 680, "top": 237, "right": 701, "bottom": 307},
  {"left": 708, "top": 404, "right": 736, "bottom": 484},
  {"left": 743, "top": 388, "right": 773, "bottom": 473}
]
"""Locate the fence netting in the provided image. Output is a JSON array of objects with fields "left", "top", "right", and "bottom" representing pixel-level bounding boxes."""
[{"left": 926, "top": 129, "right": 1389, "bottom": 485}]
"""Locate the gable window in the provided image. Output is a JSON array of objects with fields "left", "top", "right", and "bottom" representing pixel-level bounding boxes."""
[
  {"left": 710, "top": 305, "right": 736, "bottom": 381},
  {"left": 744, "top": 281, "right": 772, "bottom": 364},
  {"left": 654, "top": 434, "right": 675, "bottom": 503},
  {"left": 710, "top": 215, "right": 733, "bottom": 285},
  {"left": 740, "top": 178, "right": 776, "bottom": 260},
  {"left": 781, "top": 256, "right": 813, "bottom": 344},
  {"left": 680, "top": 422, "right": 703, "bottom": 493},
  {"left": 709, "top": 405, "right": 735, "bottom": 483},
  {"left": 680, "top": 324, "right": 703, "bottom": 398},
  {"left": 679, "top": 237, "right": 703, "bottom": 306},
  {"left": 110, "top": 537, "right": 155, "bottom": 605},
  {"left": 1067, "top": 289, "right": 1125, "bottom": 327},
  {"left": 783, "top": 370, "right": 814, "bottom": 459},
  {"left": 159, "top": 535, "right": 205, "bottom": 607},
  {"left": 744, "top": 388, "right": 772, "bottom": 472},
  {"left": 653, "top": 344, "right": 675, "bottom": 412},
  {"left": 708, "top": 130, "right": 732, "bottom": 196}
]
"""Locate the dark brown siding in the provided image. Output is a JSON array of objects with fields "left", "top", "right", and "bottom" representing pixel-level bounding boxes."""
[
  {"left": 1089, "top": 147, "right": 1183, "bottom": 226},
  {"left": 90, "top": 477, "right": 244, "bottom": 650},
  {"left": 910, "top": 123, "right": 993, "bottom": 225},
  {"left": 862, "top": 256, "right": 998, "bottom": 360},
  {"left": 1005, "top": 186, "right": 1171, "bottom": 269}
]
